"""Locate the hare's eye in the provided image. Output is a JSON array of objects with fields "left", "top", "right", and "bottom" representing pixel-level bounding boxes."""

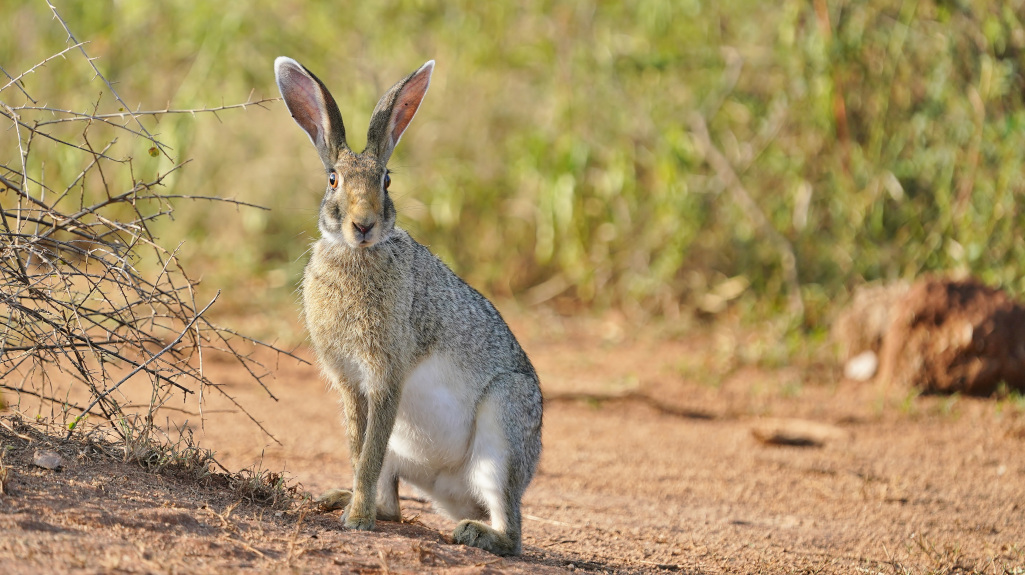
[
  {"left": 328, "top": 171, "right": 339, "bottom": 189},
  {"left": 383, "top": 172, "right": 391, "bottom": 191}
]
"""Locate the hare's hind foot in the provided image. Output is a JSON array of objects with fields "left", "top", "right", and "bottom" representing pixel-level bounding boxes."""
[
  {"left": 453, "top": 519, "right": 518, "bottom": 556},
  {"left": 342, "top": 506, "right": 376, "bottom": 531}
]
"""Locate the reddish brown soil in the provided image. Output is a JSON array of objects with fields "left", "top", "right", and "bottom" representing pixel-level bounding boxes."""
[{"left": 2, "top": 310, "right": 1025, "bottom": 574}]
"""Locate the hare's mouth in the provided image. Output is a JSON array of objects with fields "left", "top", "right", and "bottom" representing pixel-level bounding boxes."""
[
  {"left": 352, "top": 231, "right": 383, "bottom": 249},
  {"left": 353, "top": 230, "right": 378, "bottom": 248}
]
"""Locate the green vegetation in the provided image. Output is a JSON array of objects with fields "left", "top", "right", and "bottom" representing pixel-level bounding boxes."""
[{"left": 3, "top": 1, "right": 1024, "bottom": 336}]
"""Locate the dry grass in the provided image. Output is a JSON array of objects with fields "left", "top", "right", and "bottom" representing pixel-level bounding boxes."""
[
  {"left": 1, "top": 412, "right": 308, "bottom": 514},
  {"left": 880, "top": 533, "right": 1025, "bottom": 575},
  {"left": 227, "top": 462, "right": 308, "bottom": 510},
  {"left": 0, "top": 442, "right": 9, "bottom": 496}
]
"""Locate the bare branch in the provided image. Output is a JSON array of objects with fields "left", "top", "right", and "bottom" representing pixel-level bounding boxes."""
[
  {"left": 2, "top": 11, "right": 293, "bottom": 455},
  {"left": 20, "top": 98, "right": 280, "bottom": 126},
  {"left": 0, "top": 42, "right": 86, "bottom": 98}
]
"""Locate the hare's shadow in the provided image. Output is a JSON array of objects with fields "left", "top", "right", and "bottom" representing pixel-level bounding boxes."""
[{"left": 308, "top": 508, "right": 702, "bottom": 574}]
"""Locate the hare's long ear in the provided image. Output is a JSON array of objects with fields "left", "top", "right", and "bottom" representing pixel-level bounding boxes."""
[
  {"left": 365, "top": 60, "right": 434, "bottom": 164},
  {"left": 275, "top": 57, "right": 348, "bottom": 167}
]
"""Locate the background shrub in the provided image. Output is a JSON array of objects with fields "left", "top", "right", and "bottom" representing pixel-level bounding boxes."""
[{"left": 3, "top": 0, "right": 1023, "bottom": 338}]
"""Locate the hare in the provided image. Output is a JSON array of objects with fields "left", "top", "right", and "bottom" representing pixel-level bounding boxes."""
[{"left": 274, "top": 57, "right": 543, "bottom": 556}]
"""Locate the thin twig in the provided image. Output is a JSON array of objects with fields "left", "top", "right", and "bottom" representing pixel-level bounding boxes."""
[
  {"left": 67, "top": 292, "right": 220, "bottom": 439},
  {"left": 21, "top": 98, "right": 280, "bottom": 126},
  {"left": 45, "top": 1, "right": 168, "bottom": 158},
  {"left": 544, "top": 389, "right": 716, "bottom": 420},
  {"left": 0, "top": 43, "right": 86, "bottom": 96}
]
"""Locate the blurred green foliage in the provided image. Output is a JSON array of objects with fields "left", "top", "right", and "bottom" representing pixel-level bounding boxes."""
[{"left": 3, "top": 0, "right": 1024, "bottom": 334}]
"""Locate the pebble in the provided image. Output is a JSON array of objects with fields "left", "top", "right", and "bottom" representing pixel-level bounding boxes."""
[{"left": 32, "top": 450, "right": 63, "bottom": 470}]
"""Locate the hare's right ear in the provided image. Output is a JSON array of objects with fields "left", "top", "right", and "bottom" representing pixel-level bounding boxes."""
[
  {"left": 365, "top": 60, "right": 434, "bottom": 164},
  {"left": 274, "top": 57, "right": 348, "bottom": 166}
]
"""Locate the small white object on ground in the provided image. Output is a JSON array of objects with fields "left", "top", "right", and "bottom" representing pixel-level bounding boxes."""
[{"left": 844, "top": 350, "right": 878, "bottom": 381}]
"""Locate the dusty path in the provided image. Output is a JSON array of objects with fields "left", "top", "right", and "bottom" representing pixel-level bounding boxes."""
[{"left": 2, "top": 311, "right": 1024, "bottom": 573}]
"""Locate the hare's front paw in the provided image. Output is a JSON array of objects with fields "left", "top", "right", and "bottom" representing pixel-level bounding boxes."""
[
  {"left": 341, "top": 507, "right": 376, "bottom": 531},
  {"left": 453, "top": 519, "right": 517, "bottom": 556},
  {"left": 319, "top": 488, "right": 399, "bottom": 523},
  {"left": 315, "top": 488, "right": 352, "bottom": 511},
  {"left": 341, "top": 493, "right": 377, "bottom": 531}
]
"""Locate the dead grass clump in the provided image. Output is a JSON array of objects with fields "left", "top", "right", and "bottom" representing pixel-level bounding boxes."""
[
  {"left": 834, "top": 277, "right": 1025, "bottom": 396},
  {"left": 118, "top": 416, "right": 216, "bottom": 479},
  {"left": 1, "top": 412, "right": 310, "bottom": 514},
  {"left": 227, "top": 464, "right": 307, "bottom": 510},
  {"left": 886, "top": 533, "right": 1025, "bottom": 575}
]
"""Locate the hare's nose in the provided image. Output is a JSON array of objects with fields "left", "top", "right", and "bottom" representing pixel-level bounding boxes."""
[{"left": 353, "top": 221, "right": 375, "bottom": 235}]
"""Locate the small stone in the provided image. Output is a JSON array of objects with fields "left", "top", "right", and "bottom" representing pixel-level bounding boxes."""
[
  {"left": 751, "top": 418, "right": 848, "bottom": 448},
  {"left": 33, "top": 450, "right": 63, "bottom": 470}
]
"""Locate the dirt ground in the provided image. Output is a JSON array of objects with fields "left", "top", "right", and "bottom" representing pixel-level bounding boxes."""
[{"left": 2, "top": 309, "right": 1024, "bottom": 574}]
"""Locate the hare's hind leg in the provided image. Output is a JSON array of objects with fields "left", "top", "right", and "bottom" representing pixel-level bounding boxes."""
[
  {"left": 452, "top": 500, "right": 521, "bottom": 557},
  {"left": 453, "top": 374, "right": 541, "bottom": 556},
  {"left": 374, "top": 460, "right": 402, "bottom": 521}
]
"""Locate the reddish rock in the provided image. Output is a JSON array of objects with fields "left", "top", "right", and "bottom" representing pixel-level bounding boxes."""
[{"left": 877, "top": 277, "right": 1025, "bottom": 395}]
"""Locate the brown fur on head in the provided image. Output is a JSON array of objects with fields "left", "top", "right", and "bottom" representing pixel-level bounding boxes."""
[
  {"left": 275, "top": 57, "right": 433, "bottom": 249},
  {"left": 319, "top": 152, "right": 394, "bottom": 248}
]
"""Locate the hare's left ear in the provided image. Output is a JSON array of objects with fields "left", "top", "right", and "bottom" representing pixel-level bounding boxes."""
[
  {"left": 275, "top": 57, "right": 349, "bottom": 167},
  {"left": 365, "top": 60, "right": 434, "bottom": 164}
]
